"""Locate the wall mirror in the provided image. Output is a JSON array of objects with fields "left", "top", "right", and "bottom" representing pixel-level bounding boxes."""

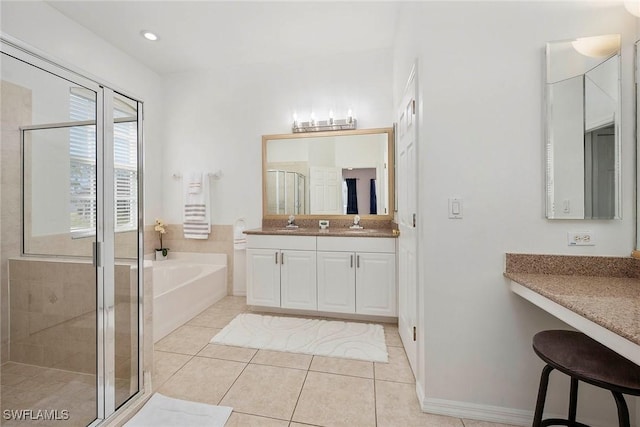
[
  {"left": 262, "top": 128, "right": 394, "bottom": 220},
  {"left": 545, "top": 34, "right": 621, "bottom": 219}
]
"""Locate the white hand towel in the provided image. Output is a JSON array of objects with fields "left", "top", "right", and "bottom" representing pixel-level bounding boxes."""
[
  {"left": 188, "top": 172, "right": 203, "bottom": 194},
  {"left": 183, "top": 172, "right": 210, "bottom": 239}
]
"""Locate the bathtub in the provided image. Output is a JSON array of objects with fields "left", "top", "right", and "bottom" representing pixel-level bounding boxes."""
[{"left": 152, "top": 252, "right": 227, "bottom": 342}]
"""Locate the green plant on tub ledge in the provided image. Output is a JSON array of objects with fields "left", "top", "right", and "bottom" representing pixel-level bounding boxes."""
[{"left": 154, "top": 219, "right": 170, "bottom": 261}]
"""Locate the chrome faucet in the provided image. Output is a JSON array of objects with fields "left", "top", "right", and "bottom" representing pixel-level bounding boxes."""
[
  {"left": 350, "top": 215, "right": 363, "bottom": 229},
  {"left": 286, "top": 215, "right": 299, "bottom": 228}
]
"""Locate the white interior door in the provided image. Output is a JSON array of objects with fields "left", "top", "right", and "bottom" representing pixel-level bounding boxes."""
[
  {"left": 397, "top": 65, "right": 418, "bottom": 377},
  {"left": 310, "top": 166, "right": 343, "bottom": 214}
]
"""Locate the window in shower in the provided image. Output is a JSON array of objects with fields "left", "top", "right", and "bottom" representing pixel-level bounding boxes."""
[{"left": 70, "top": 90, "right": 138, "bottom": 237}]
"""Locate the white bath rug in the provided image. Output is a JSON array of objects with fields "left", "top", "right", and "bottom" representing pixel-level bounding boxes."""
[
  {"left": 211, "top": 313, "right": 388, "bottom": 363},
  {"left": 124, "top": 393, "right": 232, "bottom": 427}
]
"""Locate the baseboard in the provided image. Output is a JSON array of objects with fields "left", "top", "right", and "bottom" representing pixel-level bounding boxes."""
[
  {"left": 420, "top": 397, "right": 532, "bottom": 426},
  {"left": 232, "top": 290, "right": 246, "bottom": 296},
  {"left": 419, "top": 396, "right": 625, "bottom": 427}
]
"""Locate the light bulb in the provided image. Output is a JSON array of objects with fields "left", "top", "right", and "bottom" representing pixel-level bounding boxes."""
[
  {"left": 292, "top": 112, "right": 298, "bottom": 127},
  {"left": 329, "top": 110, "right": 334, "bottom": 125},
  {"left": 310, "top": 112, "right": 316, "bottom": 126},
  {"left": 571, "top": 34, "right": 620, "bottom": 58},
  {"left": 141, "top": 30, "right": 158, "bottom": 41},
  {"left": 346, "top": 109, "right": 353, "bottom": 124}
]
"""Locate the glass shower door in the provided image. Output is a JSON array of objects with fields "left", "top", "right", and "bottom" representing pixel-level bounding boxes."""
[
  {"left": 112, "top": 92, "right": 141, "bottom": 410},
  {"left": 2, "top": 50, "right": 100, "bottom": 426},
  {"left": 1, "top": 39, "right": 144, "bottom": 426}
]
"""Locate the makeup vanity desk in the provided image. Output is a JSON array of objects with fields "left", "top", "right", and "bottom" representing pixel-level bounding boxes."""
[{"left": 504, "top": 253, "right": 640, "bottom": 365}]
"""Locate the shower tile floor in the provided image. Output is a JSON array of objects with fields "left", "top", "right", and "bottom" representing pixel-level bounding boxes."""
[
  {"left": 153, "top": 296, "right": 518, "bottom": 427},
  {"left": 0, "top": 364, "right": 131, "bottom": 426}
]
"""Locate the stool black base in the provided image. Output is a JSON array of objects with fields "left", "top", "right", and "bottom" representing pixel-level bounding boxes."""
[
  {"left": 531, "top": 330, "right": 640, "bottom": 427},
  {"left": 533, "top": 364, "right": 631, "bottom": 427}
]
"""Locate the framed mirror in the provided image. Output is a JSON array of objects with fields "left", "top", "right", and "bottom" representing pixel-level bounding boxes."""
[
  {"left": 262, "top": 128, "right": 394, "bottom": 221},
  {"left": 545, "top": 34, "right": 621, "bottom": 219}
]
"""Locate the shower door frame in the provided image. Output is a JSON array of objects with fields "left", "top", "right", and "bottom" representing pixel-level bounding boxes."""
[{"left": 1, "top": 35, "right": 146, "bottom": 425}]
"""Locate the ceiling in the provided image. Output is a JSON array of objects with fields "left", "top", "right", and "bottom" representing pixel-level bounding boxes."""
[{"left": 46, "top": 1, "right": 400, "bottom": 75}]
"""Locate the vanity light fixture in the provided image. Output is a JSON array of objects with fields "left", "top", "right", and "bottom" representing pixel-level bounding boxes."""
[
  {"left": 292, "top": 109, "right": 357, "bottom": 133},
  {"left": 571, "top": 34, "right": 620, "bottom": 58},
  {"left": 625, "top": 1, "right": 640, "bottom": 17},
  {"left": 141, "top": 30, "right": 158, "bottom": 41}
]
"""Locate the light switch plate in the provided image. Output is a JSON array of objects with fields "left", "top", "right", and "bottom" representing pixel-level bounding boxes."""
[{"left": 448, "top": 198, "right": 463, "bottom": 219}]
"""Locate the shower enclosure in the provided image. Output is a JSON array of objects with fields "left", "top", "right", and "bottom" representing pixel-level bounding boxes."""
[
  {"left": 1, "top": 38, "right": 144, "bottom": 425},
  {"left": 266, "top": 170, "right": 305, "bottom": 215}
]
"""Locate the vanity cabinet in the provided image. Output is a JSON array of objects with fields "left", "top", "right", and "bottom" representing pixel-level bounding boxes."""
[
  {"left": 317, "top": 237, "right": 397, "bottom": 317},
  {"left": 317, "top": 251, "right": 356, "bottom": 313},
  {"left": 246, "top": 248, "right": 282, "bottom": 307},
  {"left": 246, "top": 234, "right": 397, "bottom": 317},
  {"left": 246, "top": 235, "right": 317, "bottom": 309}
]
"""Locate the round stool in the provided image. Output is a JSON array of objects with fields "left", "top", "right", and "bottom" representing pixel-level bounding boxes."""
[{"left": 532, "top": 330, "right": 640, "bottom": 427}]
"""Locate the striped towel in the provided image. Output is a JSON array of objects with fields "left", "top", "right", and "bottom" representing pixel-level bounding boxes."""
[
  {"left": 184, "top": 204, "right": 206, "bottom": 222},
  {"left": 183, "top": 172, "right": 210, "bottom": 239},
  {"left": 188, "top": 172, "right": 202, "bottom": 194}
]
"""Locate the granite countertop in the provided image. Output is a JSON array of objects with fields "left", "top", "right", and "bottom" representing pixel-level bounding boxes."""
[
  {"left": 244, "top": 227, "right": 398, "bottom": 238},
  {"left": 505, "top": 272, "right": 640, "bottom": 346},
  {"left": 504, "top": 253, "right": 640, "bottom": 347}
]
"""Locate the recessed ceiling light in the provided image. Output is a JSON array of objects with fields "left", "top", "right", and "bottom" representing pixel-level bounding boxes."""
[{"left": 141, "top": 30, "right": 158, "bottom": 41}]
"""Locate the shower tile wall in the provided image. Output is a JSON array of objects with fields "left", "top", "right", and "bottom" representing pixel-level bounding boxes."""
[
  {"left": 8, "top": 259, "right": 138, "bottom": 388},
  {"left": 9, "top": 259, "right": 96, "bottom": 372},
  {"left": 1, "top": 81, "right": 32, "bottom": 363}
]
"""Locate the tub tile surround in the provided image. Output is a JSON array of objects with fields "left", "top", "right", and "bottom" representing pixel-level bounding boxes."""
[
  {"left": 147, "top": 224, "right": 235, "bottom": 294},
  {"left": 504, "top": 253, "right": 640, "bottom": 347},
  {"left": 150, "top": 296, "right": 518, "bottom": 427}
]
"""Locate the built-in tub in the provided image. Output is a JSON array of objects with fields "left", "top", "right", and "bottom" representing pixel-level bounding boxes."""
[{"left": 152, "top": 252, "right": 227, "bottom": 342}]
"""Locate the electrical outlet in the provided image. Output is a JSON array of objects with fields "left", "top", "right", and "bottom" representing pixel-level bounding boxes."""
[{"left": 567, "top": 231, "right": 595, "bottom": 246}]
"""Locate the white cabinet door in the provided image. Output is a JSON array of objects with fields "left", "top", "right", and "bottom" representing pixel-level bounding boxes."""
[
  {"left": 317, "top": 251, "right": 356, "bottom": 313},
  {"left": 246, "top": 248, "right": 281, "bottom": 307},
  {"left": 356, "top": 252, "right": 397, "bottom": 316},
  {"left": 281, "top": 250, "right": 317, "bottom": 310}
]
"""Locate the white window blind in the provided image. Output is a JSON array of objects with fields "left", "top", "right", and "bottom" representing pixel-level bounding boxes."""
[{"left": 69, "top": 90, "right": 138, "bottom": 235}]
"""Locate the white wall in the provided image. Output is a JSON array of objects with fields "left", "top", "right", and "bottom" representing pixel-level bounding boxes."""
[
  {"left": 1, "top": 1, "right": 164, "bottom": 225},
  {"left": 161, "top": 48, "right": 393, "bottom": 228},
  {"left": 393, "top": 1, "right": 636, "bottom": 425}
]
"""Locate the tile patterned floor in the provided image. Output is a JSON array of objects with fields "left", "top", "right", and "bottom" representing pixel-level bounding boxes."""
[
  {"left": 154, "top": 296, "right": 517, "bottom": 427},
  {"left": 0, "top": 363, "right": 131, "bottom": 427}
]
